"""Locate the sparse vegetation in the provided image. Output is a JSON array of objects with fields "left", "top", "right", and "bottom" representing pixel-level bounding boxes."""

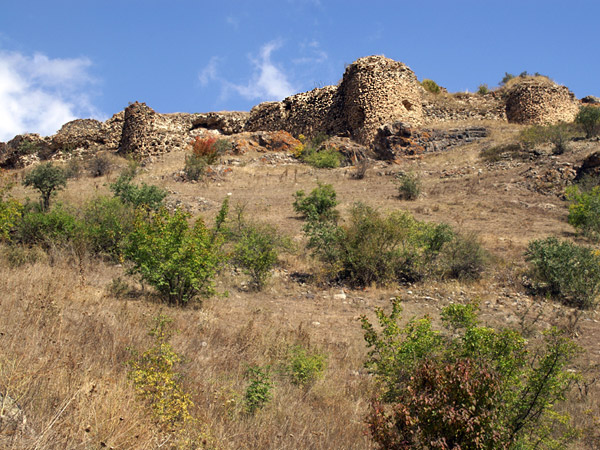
[
  {"left": 87, "top": 153, "right": 112, "bottom": 177},
  {"left": 525, "top": 236, "right": 600, "bottom": 309},
  {"left": 477, "top": 83, "right": 490, "bottom": 94},
  {"left": 286, "top": 345, "right": 327, "bottom": 387},
  {"left": 566, "top": 185, "right": 600, "bottom": 240},
  {"left": 244, "top": 365, "right": 273, "bottom": 414},
  {"left": 421, "top": 78, "right": 441, "bottom": 94},
  {"left": 22, "top": 162, "right": 67, "bottom": 211},
  {"left": 575, "top": 105, "right": 600, "bottom": 138},
  {"left": 480, "top": 142, "right": 530, "bottom": 163},
  {"left": 293, "top": 182, "right": 339, "bottom": 221},
  {"left": 395, "top": 171, "right": 421, "bottom": 200},
  {"left": 362, "top": 300, "right": 579, "bottom": 449},
  {"left": 519, "top": 122, "right": 576, "bottom": 155},
  {"left": 294, "top": 133, "right": 342, "bottom": 168},
  {"left": 110, "top": 172, "right": 167, "bottom": 211}
]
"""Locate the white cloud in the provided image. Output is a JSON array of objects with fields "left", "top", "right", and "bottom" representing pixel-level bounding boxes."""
[
  {"left": 0, "top": 50, "right": 102, "bottom": 141},
  {"left": 293, "top": 40, "right": 328, "bottom": 65},
  {"left": 199, "top": 41, "right": 297, "bottom": 103},
  {"left": 230, "top": 41, "right": 296, "bottom": 101}
]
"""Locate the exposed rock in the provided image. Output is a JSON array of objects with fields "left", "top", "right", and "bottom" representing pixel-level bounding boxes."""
[
  {"left": 321, "top": 136, "right": 372, "bottom": 161},
  {"left": 230, "top": 131, "right": 300, "bottom": 154},
  {"left": 504, "top": 77, "right": 579, "bottom": 125},
  {"left": 0, "top": 393, "right": 27, "bottom": 436},
  {"left": 373, "top": 121, "right": 489, "bottom": 160},
  {"left": 581, "top": 95, "right": 600, "bottom": 104},
  {"left": 192, "top": 111, "right": 249, "bottom": 135},
  {"left": 0, "top": 134, "right": 52, "bottom": 168},
  {"left": 118, "top": 102, "right": 198, "bottom": 157},
  {"left": 51, "top": 119, "right": 105, "bottom": 152},
  {"left": 575, "top": 151, "right": 600, "bottom": 181}
]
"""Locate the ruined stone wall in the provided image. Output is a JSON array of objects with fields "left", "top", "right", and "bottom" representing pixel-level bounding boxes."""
[
  {"left": 505, "top": 78, "right": 579, "bottom": 125},
  {"left": 423, "top": 92, "right": 507, "bottom": 123},
  {"left": 118, "top": 102, "right": 199, "bottom": 156},
  {"left": 245, "top": 85, "right": 339, "bottom": 137},
  {"left": 335, "top": 55, "right": 424, "bottom": 145}
]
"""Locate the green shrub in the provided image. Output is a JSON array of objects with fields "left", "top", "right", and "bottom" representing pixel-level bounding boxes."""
[
  {"left": 244, "top": 365, "right": 273, "bottom": 414},
  {"left": 124, "top": 207, "right": 225, "bottom": 305},
  {"left": 566, "top": 185, "right": 600, "bottom": 239},
  {"left": 500, "top": 72, "right": 516, "bottom": 85},
  {"left": 525, "top": 237, "right": 600, "bottom": 309},
  {"left": 232, "top": 223, "right": 282, "bottom": 290},
  {"left": 0, "top": 198, "right": 22, "bottom": 242},
  {"left": 15, "top": 204, "right": 81, "bottom": 249},
  {"left": 110, "top": 173, "right": 167, "bottom": 211},
  {"left": 83, "top": 196, "right": 135, "bottom": 259},
  {"left": 293, "top": 183, "right": 339, "bottom": 222},
  {"left": 421, "top": 79, "right": 441, "bottom": 94},
  {"left": 22, "top": 162, "right": 67, "bottom": 211},
  {"left": 362, "top": 300, "right": 579, "bottom": 449},
  {"left": 438, "top": 232, "right": 488, "bottom": 280},
  {"left": 575, "top": 105, "right": 600, "bottom": 138},
  {"left": 395, "top": 172, "right": 421, "bottom": 200},
  {"left": 477, "top": 83, "right": 490, "bottom": 95},
  {"left": 302, "top": 148, "right": 341, "bottom": 168},
  {"left": 286, "top": 345, "right": 327, "bottom": 387},
  {"left": 127, "top": 315, "right": 193, "bottom": 427},
  {"left": 183, "top": 153, "right": 207, "bottom": 181},
  {"left": 1, "top": 244, "right": 44, "bottom": 267}
]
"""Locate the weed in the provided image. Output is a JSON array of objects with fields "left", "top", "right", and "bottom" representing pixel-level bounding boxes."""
[
  {"left": 395, "top": 171, "right": 421, "bottom": 200},
  {"left": 244, "top": 365, "right": 273, "bottom": 414},
  {"left": 477, "top": 83, "right": 490, "bottom": 95},
  {"left": 87, "top": 154, "right": 112, "bottom": 177},
  {"left": 286, "top": 345, "right": 327, "bottom": 387},
  {"left": 421, "top": 79, "right": 441, "bottom": 94}
]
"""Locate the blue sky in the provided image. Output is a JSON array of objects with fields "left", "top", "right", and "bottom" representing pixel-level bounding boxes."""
[{"left": 0, "top": 0, "right": 598, "bottom": 141}]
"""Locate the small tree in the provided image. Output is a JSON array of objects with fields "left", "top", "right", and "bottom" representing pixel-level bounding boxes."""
[
  {"left": 22, "top": 162, "right": 67, "bottom": 211},
  {"left": 124, "top": 208, "right": 225, "bottom": 305},
  {"left": 575, "top": 105, "right": 600, "bottom": 139},
  {"left": 362, "top": 300, "right": 579, "bottom": 449}
]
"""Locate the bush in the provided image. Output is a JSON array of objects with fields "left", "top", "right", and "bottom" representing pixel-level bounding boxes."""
[
  {"left": 183, "top": 153, "right": 207, "bottom": 181},
  {"left": 244, "top": 365, "right": 273, "bottom": 414},
  {"left": 519, "top": 123, "right": 575, "bottom": 155},
  {"left": 293, "top": 183, "right": 339, "bottom": 222},
  {"left": 477, "top": 83, "right": 490, "bottom": 95},
  {"left": 575, "top": 105, "right": 600, "bottom": 138},
  {"left": 124, "top": 207, "right": 225, "bottom": 305},
  {"left": 395, "top": 172, "right": 421, "bottom": 200},
  {"left": 302, "top": 148, "right": 341, "bottom": 168},
  {"left": 305, "top": 203, "right": 459, "bottom": 286},
  {"left": 83, "top": 196, "right": 136, "bottom": 259},
  {"left": 87, "top": 154, "right": 112, "bottom": 177},
  {"left": 15, "top": 204, "right": 81, "bottom": 249},
  {"left": 0, "top": 192, "right": 22, "bottom": 242},
  {"left": 232, "top": 223, "right": 282, "bottom": 290},
  {"left": 110, "top": 173, "right": 167, "bottom": 211},
  {"left": 286, "top": 345, "right": 327, "bottom": 387},
  {"left": 22, "top": 162, "right": 67, "bottom": 211},
  {"left": 362, "top": 300, "right": 579, "bottom": 449},
  {"left": 525, "top": 237, "right": 600, "bottom": 309},
  {"left": 438, "top": 232, "right": 488, "bottom": 280},
  {"left": 421, "top": 79, "right": 441, "bottom": 94},
  {"left": 127, "top": 315, "right": 193, "bottom": 427},
  {"left": 566, "top": 185, "right": 600, "bottom": 239}
]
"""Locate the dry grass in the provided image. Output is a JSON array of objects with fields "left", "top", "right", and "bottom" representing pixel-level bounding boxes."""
[{"left": 3, "top": 130, "right": 600, "bottom": 448}]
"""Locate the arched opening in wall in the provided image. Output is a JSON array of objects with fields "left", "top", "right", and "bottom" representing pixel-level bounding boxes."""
[{"left": 402, "top": 100, "right": 413, "bottom": 111}]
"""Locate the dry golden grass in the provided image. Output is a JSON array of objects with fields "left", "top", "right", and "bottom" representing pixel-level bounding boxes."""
[{"left": 3, "top": 131, "right": 600, "bottom": 448}]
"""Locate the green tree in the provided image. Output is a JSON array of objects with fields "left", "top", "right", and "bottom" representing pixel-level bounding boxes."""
[
  {"left": 575, "top": 105, "right": 600, "bottom": 138},
  {"left": 110, "top": 172, "right": 167, "bottom": 211},
  {"left": 22, "top": 162, "right": 67, "bottom": 211},
  {"left": 362, "top": 300, "right": 579, "bottom": 449},
  {"left": 124, "top": 208, "right": 225, "bottom": 305}
]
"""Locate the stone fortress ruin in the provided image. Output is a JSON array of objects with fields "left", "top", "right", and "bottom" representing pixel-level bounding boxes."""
[{"left": 0, "top": 55, "right": 588, "bottom": 167}]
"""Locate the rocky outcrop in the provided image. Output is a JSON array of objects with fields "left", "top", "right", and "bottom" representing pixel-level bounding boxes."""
[
  {"left": 192, "top": 111, "right": 249, "bottom": 135},
  {"left": 504, "top": 77, "right": 579, "bottom": 125},
  {"left": 118, "top": 102, "right": 199, "bottom": 157},
  {"left": 373, "top": 122, "right": 489, "bottom": 160},
  {"left": 581, "top": 96, "right": 600, "bottom": 105},
  {"left": 51, "top": 119, "right": 105, "bottom": 152},
  {"left": 0, "top": 134, "right": 52, "bottom": 168},
  {"left": 230, "top": 131, "right": 301, "bottom": 154},
  {"left": 574, "top": 151, "right": 600, "bottom": 181}
]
